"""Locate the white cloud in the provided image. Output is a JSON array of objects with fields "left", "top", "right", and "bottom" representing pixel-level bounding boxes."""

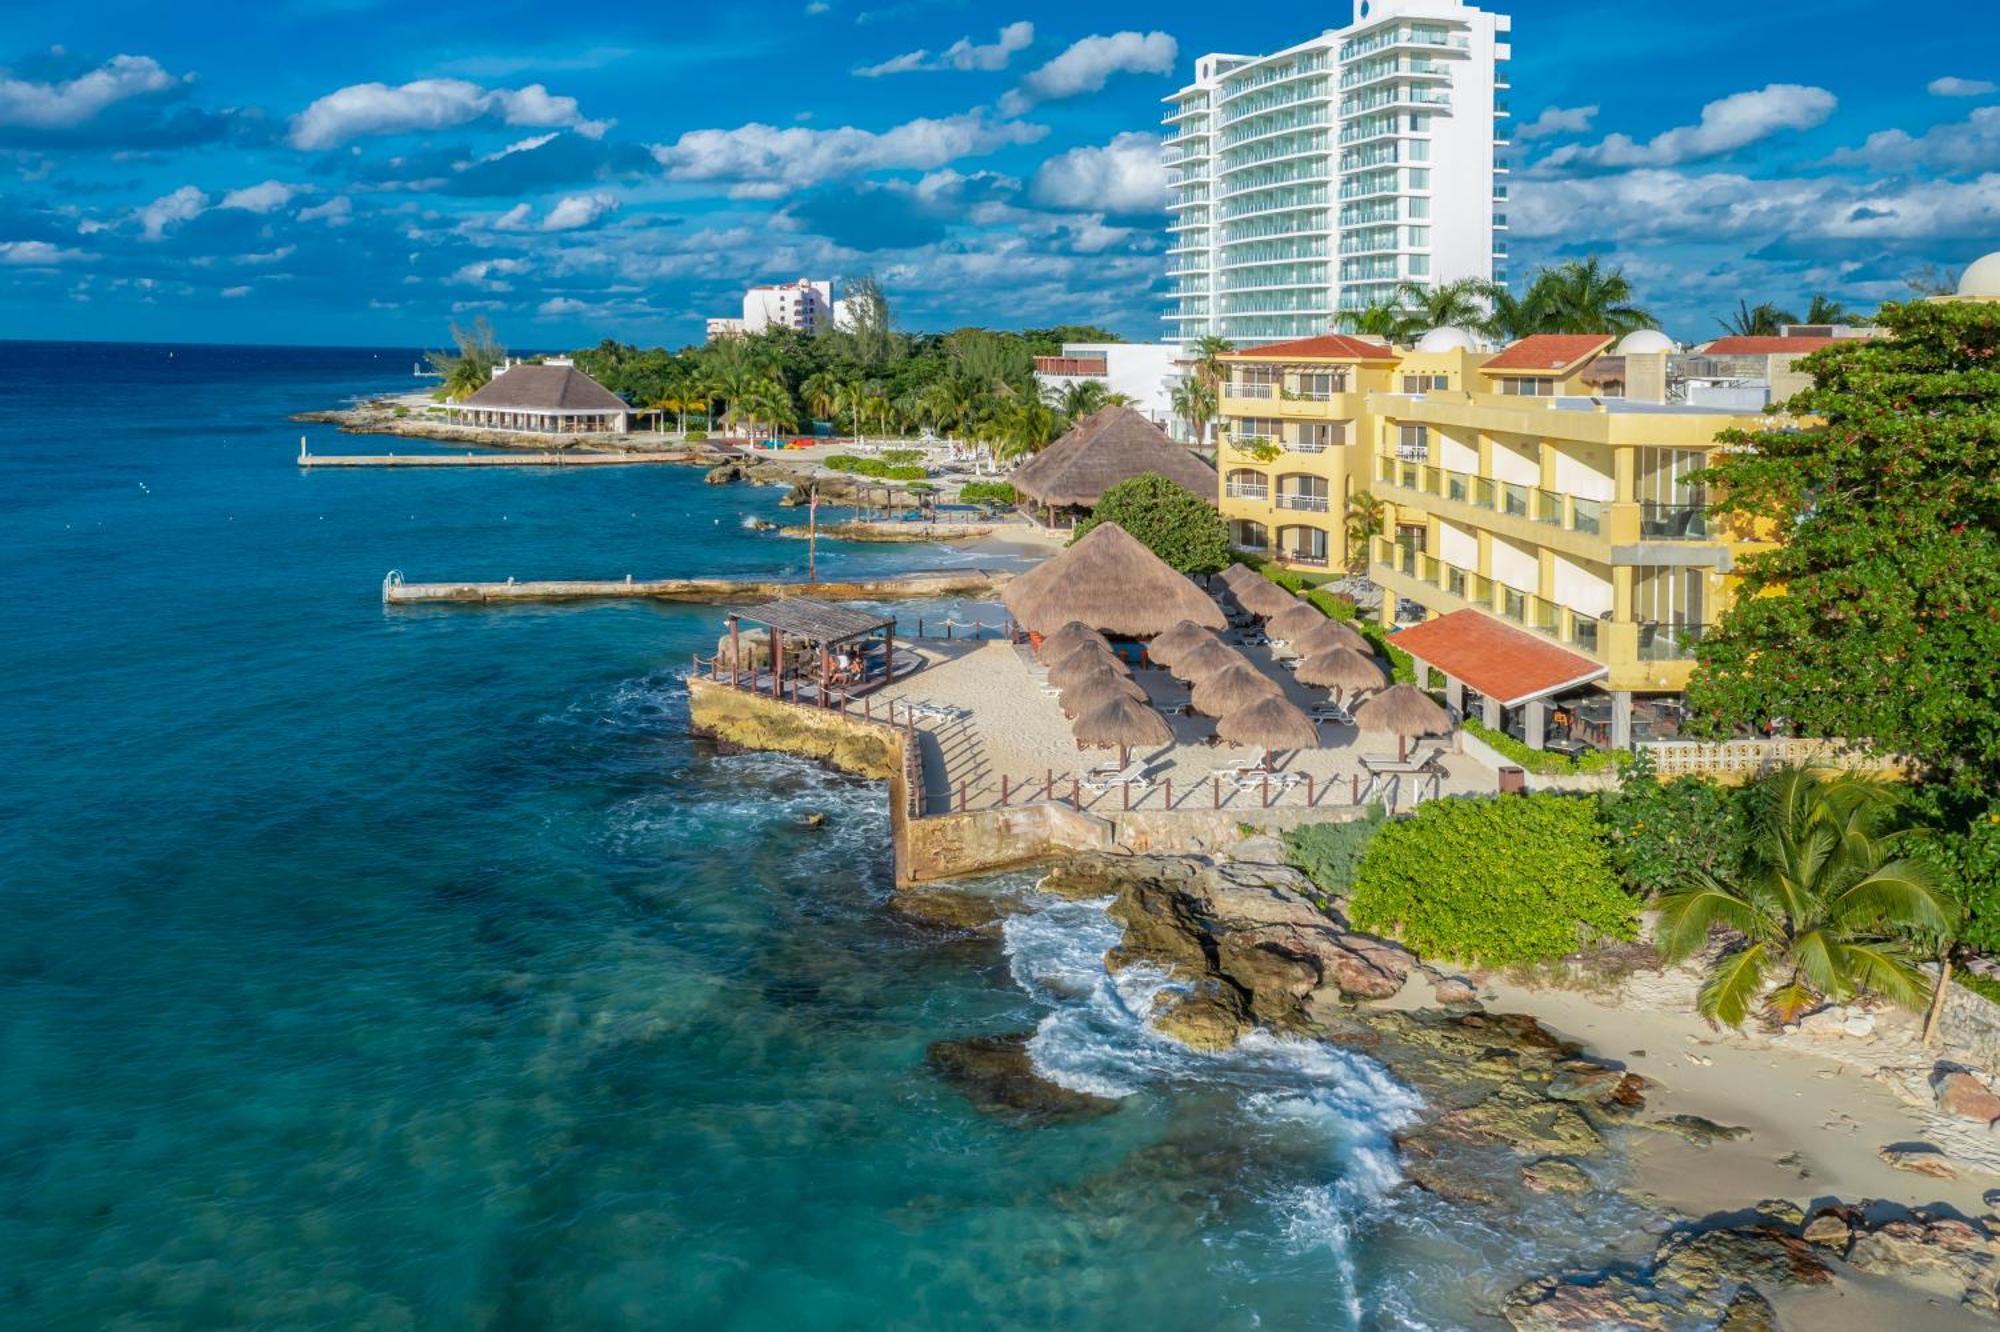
[
  {"left": 1516, "top": 104, "right": 1598, "bottom": 141},
  {"left": 0, "top": 239, "right": 87, "bottom": 264},
  {"left": 537, "top": 296, "right": 589, "bottom": 316},
  {"left": 1540, "top": 84, "right": 1836, "bottom": 169},
  {"left": 0, "top": 53, "right": 181, "bottom": 130},
  {"left": 541, "top": 192, "right": 619, "bottom": 230},
  {"left": 220, "top": 285, "right": 251, "bottom": 298},
  {"left": 491, "top": 202, "right": 535, "bottom": 231},
  {"left": 653, "top": 111, "right": 1046, "bottom": 188},
  {"left": 138, "top": 185, "right": 208, "bottom": 240},
  {"left": 218, "top": 180, "right": 302, "bottom": 213},
  {"left": 804, "top": 0, "right": 830, "bottom": 12},
  {"left": 1007, "top": 30, "right": 1176, "bottom": 112},
  {"left": 1930, "top": 76, "right": 1998, "bottom": 98},
  {"left": 288, "top": 79, "right": 608, "bottom": 150},
  {"left": 1828, "top": 105, "right": 2000, "bottom": 172},
  {"left": 1030, "top": 132, "right": 1167, "bottom": 213},
  {"left": 451, "top": 256, "right": 532, "bottom": 290},
  {"left": 856, "top": 21, "right": 1033, "bottom": 77},
  {"left": 297, "top": 195, "right": 352, "bottom": 224}
]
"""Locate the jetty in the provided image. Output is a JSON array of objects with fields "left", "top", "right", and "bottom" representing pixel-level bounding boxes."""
[
  {"left": 382, "top": 567, "right": 1015, "bottom": 606},
  {"left": 301, "top": 449, "right": 704, "bottom": 468}
]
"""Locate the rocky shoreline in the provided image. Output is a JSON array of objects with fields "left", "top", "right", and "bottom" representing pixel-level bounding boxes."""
[{"left": 896, "top": 844, "right": 2000, "bottom": 1326}]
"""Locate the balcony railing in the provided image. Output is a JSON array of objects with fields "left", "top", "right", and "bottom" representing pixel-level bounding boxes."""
[
  {"left": 1639, "top": 501, "right": 1711, "bottom": 540},
  {"left": 1375, "top": 457, "right": 1616, "bottom": 541},
  {"left": 1275, "top": 492, "right": 1331, "bottom": 512},
  {"left": 1637, "top": 621, "right": 1711, "bottom": 660},
  {"left": 1224, "top": 484, "right": 1270, "bottom": 501},
  {"left": 1230, "top": 381, "right": 1276, "bottom": 399},
  {"left": 1370, "top": 537, "right": 1614, "bottom": 657}
]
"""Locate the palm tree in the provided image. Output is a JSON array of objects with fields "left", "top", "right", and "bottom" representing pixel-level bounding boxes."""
[
  {"left": 701, "top": 340, "right": 765, "bottom": 435},
  {"left": 1189, "top": 334, "right": 1234, "bottom": 443},
  {"left": 921, "top": 377, "right": 978, "bottom": 441},
  {"left": 1717, "top": 299, "right": 1799, "bottom": 338},
  {"left": 1486, "top": 284, "right": 1550, "bottom": 341},
  {"left": 1394, "top": 277, "right": 1502, "bottom": 335},
  {"left": 799, "top": 371, "right": 841, "bottom": 426},
  {"left": 1337, "top": 301, "right": 1422, "bottom": 343},
  {"left": 992, "top": 397, "right": 1064, "bottom": 459},
  {"left": 1803, "top": 294, "right": 1855, "bottom": 325},
  {"left": 1655, "top": 769, "right": 1955, "bottom": 1029},
  {"left": 833, "top": 380, "right": 871, "bottom": 443},
  {"left": 1169, "top": 376, "right": 1216, "bottom": 449},
  {"left": 427, "top": 316, "right": 505, "bottom": 402},
  {"left": 1529, "top": 257, "right": 1658, "bottom": 336},
  {"left": 1342, "top": 490, "right": 1385, "bottom": 574},
  {"left": 731, "top": 375, "right": 797, "bottom": 440},
  {"left": 1045, "top": 378, "right": 1110, "bottom": 419}
]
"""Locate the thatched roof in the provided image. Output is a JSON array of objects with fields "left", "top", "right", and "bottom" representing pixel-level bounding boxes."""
[
  {"left": 1294, "top": 646, "right": 1388, "bottom": 695},
  {"left": 1059, "top": 668, "right": 1147, "bottom": 716},
  {"left": 1168, "top": 637, "right": 1244, "bottom": 682},
  {"left": 1048, "top": 645, "right": 1128, "bottom": 690},
  {"left": 1072, "top": 694, "right": 1172, "bottom": 751},
  {"left": 1216, "top": 695, "right": 1319, "bottom": 752},
  {"left": 1011, "top": 405, "right": 1218, "bottom": 509},
  {"left": 1232, "top": 578, "right": 1297, "bottom": 618},
  {"left": 460, "top": 362, "right": 628, "bottom": 412},
  {"left": 1046, "top": 635, "right": 1120, "bottom": 673},
  {"left": 1354, "top": 683, "right": 1454, "bottom": 736},
  {"left": 1191, "top": 661, "right": 1283, "bottom": 716},
  {"left": 729, "top": 596, "right": 894, "bottom": 644},
  {"left": 1002, "top": 522, "right": 1228, "bottom": 636},
  {"left": 1292, "top": 618, "right": 1372, "bottom": 656},
  {"left": 1037, "top": 621, "right": 1107, "bottom": 661},
  {"left": 1145, "top": 619, "right": 1215, "bottom": 667},
  {"left": 1266, "top": 602, "right": 1328, "bottom": 642}
]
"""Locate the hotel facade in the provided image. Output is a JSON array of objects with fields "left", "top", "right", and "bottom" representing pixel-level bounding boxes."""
[
  {"left": 1214, "top": 329, "right": 1800, "bottom": 751},
  {"left": 1163, "top": 0, "right": 1511, "bottom": 346}
]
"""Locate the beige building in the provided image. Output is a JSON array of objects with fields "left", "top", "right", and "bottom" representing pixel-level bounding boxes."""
[{"left": 1217, "top": 329, "right": 1775, "bottom": 751}]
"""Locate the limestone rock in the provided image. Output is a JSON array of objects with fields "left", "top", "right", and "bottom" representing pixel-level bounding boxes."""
[
  {"left": 1503, "top": 1275, "right": 1675, "bottom": 1331},
  {"left": 1150, "top": 980, "right": 1253, "bottom": 1052},
  {"left": 1432, "top": 975, "right": 1479, "bottom": 1005},
  {"left": 1800, "top": 1208, "right": 1854, "bottom": 1252},
  {"left": 1879, "top": 1143, "right": 1959, "bottom": 1179},
  {"left": 1652, "top": 1227, "right": 1833, "bottom": 1296},
  {"left": 1521, "top": 1157, "right": 1592, "bottom": 1194},
  {"left": 1651, "top": 1114, "right": 1751, "bottom": 1146},
  {"left": 927, "top": 1033, "right": 1119, "bottom": 1124},
  {"left": 892, "top": 888, "right": 1023, "bottom": 932},
  {"left": 1405, "top": 1159, "right": 1500, "bottom": 1206},
  {"left": 1715, "top": 1286, "right": 1778, "bottom": 1332},
  {"left": 1933, "top": 1068, "right": 2000, "bottom": 1124},
  {"left": 1435, "top": 1087, "right": 1606, "bottom": 1157},
  {"left": 704, "top": 461, "right": 745, "bottom": 484}
]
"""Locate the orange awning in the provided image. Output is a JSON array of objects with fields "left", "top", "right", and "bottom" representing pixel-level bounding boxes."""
[{"left": 1391, "top": 610, "right": 1607, "bottom": 707}]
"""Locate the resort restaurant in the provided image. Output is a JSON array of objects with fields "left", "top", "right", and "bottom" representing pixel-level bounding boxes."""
[
  {"left": 444, "top": 359, "right": 634, "bottom": 435},
  {"left": 716, "top": 597, "right": 918, "bottom": 704}
]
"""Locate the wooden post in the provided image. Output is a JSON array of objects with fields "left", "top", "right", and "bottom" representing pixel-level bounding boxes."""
[
  {"left": 819, "top": 647, "right": 831, "bottom": 707},
  {"left": 1122, "top": 780, "right": 1130, "bottom": 812},
  {"left": 730, "top": 616, "right": 742, "bottom": 689},
  {"left": 1305, "top": 774, "right": 1315, "bottom": 807},
  {"left": 770, "top": 627, "right": 783, "bottom": 700},
  {"left": 1072, "top": 776, "right": 1081, "bottom": 810},
  {"left": 1213, "top": 776, "right": 1221, "bottom": 810},
  {"left": 884, "top": 623, "right": 896, "bottom": 684},
  {"left": 1046, "top": 768, "right": 1053, "bottom": 801},
  {"left": 864, "top": 697, "right": 872, "bottom": 722},
  {"left": 1262, "top": 773, "right": 1272, "bottom": 808},
  {"left": 1352, "top": 774, "right": 1361, "bottom": 804},
  {"left": 1000, "top": 775, "right": 1010, "bottom": 806},
  {"left": 1163, "top": 777, "right": 1173, "bottom": 810}
]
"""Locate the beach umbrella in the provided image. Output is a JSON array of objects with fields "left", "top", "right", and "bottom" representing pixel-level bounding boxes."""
[
  {"left": 1059, "top": 669, "right": 1147, "bottom": 717},
  {"left": 1038, "top": 620, "right": 1106, "bottom": 662},
  {"left": 1072, "top": 693, "right": 1172, "bottom": 767},
  {"left": 1169, "top": 637, "right": 1244, "bottom": 683},
  {"left": 1215, "top": 564, "right": 1261, "bottom": 593},
  {"left": 1291, "top": 618, "right": 1372, "bottom": 656},
  {"left": 1046, "top": 635, "right": 1121, "bottom": 673},
  {"left": 1216, "top": 694, "right": 1320, "bottom": 762},
  {"left": 1191, "top": 661, "right": 1283, "bottom": 717},
  {"left": 1293, "top": 646, "right": 1388, "bottom": 700},
  {"left": 1048, "top": 644, "right": 1127, "bottom": 690},
  {"left": 1354, "top": 683, "right": 1455, "bottom": 760},
  {"left": 1233, "top": 578, "right": 1296, "bottom": 619},
  {"left": 1145, "top": 619, "right": 1214, "bottom": 668},
  {"left": 1266, "top": 602, "right": 1329, "bottom": 644}
]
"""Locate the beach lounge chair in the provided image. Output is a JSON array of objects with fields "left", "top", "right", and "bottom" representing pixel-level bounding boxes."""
[
  {"left": 1079, "top": 763, "right": 1149, "bottom": 795},
  {"left": 910, "top": 701, "right": 970, "bottom": 723},
  {"left": 1230, "top": 770, "right": 1304, "bottom": 795},
  {"left": 1310, "top": 702, "right": 1354, "bottom": 725}
]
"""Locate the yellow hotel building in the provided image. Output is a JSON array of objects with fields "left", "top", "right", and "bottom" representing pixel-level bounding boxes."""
[{"left": 1215, "top": 328, "right": 1780, "bottom": 752}]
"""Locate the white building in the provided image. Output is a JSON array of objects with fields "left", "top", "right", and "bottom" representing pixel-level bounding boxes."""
[
  {"left": 705, "top": 279, "right": 846, "bottom": 339},
  {"left": 1033, "top": 343, "right": 1186, "bottom": 434},
  {"left": 1163, "top": 0, "right": 1510, "bottom": 346}
]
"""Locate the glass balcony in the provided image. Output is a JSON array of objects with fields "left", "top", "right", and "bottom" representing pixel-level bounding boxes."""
[
  {"left": 1572, "top": 497, "right": 1602, "bottom": 536},
  {"left": 1572, "top": 618, "right": 1600, "bottom": 654},
  {"left": 1500, "top": 482, "right": 1530, "bottom": 519},
  {"left": 1637, "top": 621, "right": 1710, "bottom": 660},
  {"left": 1639, "top": 502, "right": 1711, "bottom": 540}
]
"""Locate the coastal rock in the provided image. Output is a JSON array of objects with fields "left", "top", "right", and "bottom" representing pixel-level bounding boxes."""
[
  {"left": 1404, "top": 1159, "right": 1501, "bottom": 1206},
  {"left": 1933, "top": 1068, "right": 2000, "bottom": 1124},
  {"left": 1546, "top": 1060, "right": 1649, "bottom": 1110},
  {"left": 1503, "top": 1275, "right": 1676, "bottom": 1331},
  {"left": 1879, "top": 1143, "right": 1959, "bottom": 1179},
  {"left": 1846, "top": 1214, "right": 2000, "bottom": 1311},
  {"left": 1800, "top": 1207, "right": 1856, "bottom": 1251},
  {"left": 1434, "top": 1086, "right": 1606, "bottom": 1157},
  {"left": 1715, "top": 1286, "right": 1779, "bottom": 1332},
  {"left": 1650, "top": 1114, "right": 1751, "bottom": 1146},
  {"left": 926, "top": 1033, "right": 1119, "bottom": 1124},
  {"left": 1431, "top": 975, "right": 1480, "bottom": 1006},
  {"left": 892, "top": 888, "right": 1024, "bottom": 932},
  {"left": 1521, "top": 1157, "right": 1593, "bottom": 1194},
  {"left": 704, "top": 462, "right": 745, "bottom": 485},
  {"left": 1150, "top": 980, "right": 1254, "bottom": 1052}
]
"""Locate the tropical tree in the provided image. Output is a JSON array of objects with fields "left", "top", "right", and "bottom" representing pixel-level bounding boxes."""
[
  {"left": 1394, "top": 277, "right": 1502, "bottom": 335},
  {"left": 1045, "top": 377, "right": 1111, "bottom": 419},
  {"left": 1342, "top": 490, "right": 1386, "bottom": 574},
  {"left": 1718, "top": 299, "right": 1799, "bottom": 337},
  {"left": 1187, "top": 334, "right": 1234, "bottom": 444},
  {"left": 833, "top": 380, "right": 872, "bottom": 442},
  {"left": 1074, "top": 473, "right": 1231, "bottom": 575},
  {"left": 1337, "top": 301, "right": 1423, "bottom": 343},
  {"left": 1526, "top": 257, "right": 1658, "bottom": 336},
  {"left": 991, "top": 396, "right": 1065, "bottom": 459},
  {"left": 1655, "top": 769, "right": 1955, "bottom": 1028},
  {"left": 1804, "top": 294, "right": 1856, "bottom": 325},
  {"left": 1170, "top": 375, "right": 1217, "bottom": 449},
  {"left": 799, "top": 371, "right": 841, "bottom": 425},
  {"left": 427, "top": 317, "right": 505, "bottom": 401},
  {"left": 701, "top": 337, "right": 773, "bottom": 432}
]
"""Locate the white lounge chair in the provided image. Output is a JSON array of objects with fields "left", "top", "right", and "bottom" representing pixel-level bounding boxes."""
[
  {"left": 1080, "top": 763, "right": 1149, "bottom": 794},
  {"left": 1310, "top": 703, "right": 1354, "bottom": 725},
  {"left": 911, "top": 701, "right": 970, "bottom": 723}
]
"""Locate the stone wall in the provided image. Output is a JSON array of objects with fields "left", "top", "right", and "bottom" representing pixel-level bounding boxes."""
[{"left": 904, "top": 803, "right": 1113, "bottom": 883}]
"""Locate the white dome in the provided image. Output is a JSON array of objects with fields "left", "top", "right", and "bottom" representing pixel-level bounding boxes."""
[
  {"left": 1957, "top": 251, "right": 2000, "bottom": 298},
  {"left": 1614, "top": 329, "right": 1676, "bottom": 355},
  {"left": 1415, "top": 325, "right": 1477, "bottom": 352}
]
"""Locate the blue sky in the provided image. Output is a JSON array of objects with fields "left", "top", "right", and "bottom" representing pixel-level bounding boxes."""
[{"left": 0, "top": 0, "right": 1995, "bottom": 348}]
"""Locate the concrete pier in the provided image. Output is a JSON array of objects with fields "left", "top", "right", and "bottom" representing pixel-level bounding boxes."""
[
  {"left": 382, "top": 567, "right": 1015, "bottom": 606},
  {"left": 302, "top": 450, "right": 701, "bottom": 467}
]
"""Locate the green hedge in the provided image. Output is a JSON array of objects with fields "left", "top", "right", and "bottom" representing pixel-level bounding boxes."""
[
  {"left": 683, "top": 430, "right": 707, "bottom": 442},
  {"left": 958, "top": 481, "right": 1017, "bottom": 505},
  {"left": 1282, "top": 805, "right": 1387, "bottom": 904},
  {"left": 1463, "top": 717, "right": 1624, "bottom": 776},
  {"left": 1597, "top": 751, "right": 1752, "bottom": 897},
  {"left": 1350, "top": 793, "right": 1637, "bottom": 966},
  {"left": 824, "top": 455, "right": 928, "bottom": 481}
]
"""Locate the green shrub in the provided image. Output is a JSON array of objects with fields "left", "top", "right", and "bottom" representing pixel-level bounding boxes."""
[
  {"left": 1957, "top": 969, "right": 2000, "bottom": 1005},
  {"left": 1075, "top": 473, "right": 1230, "bottom": 575},
  {"left": 1282, "top": 805, "right": 1387, "bottom": 902},
  {"left": 884, "top": 464, "right": 929, "bottom": 481},
  {"left": 824, "top": 454, "right": 861, "bottom": 472},
  {"left": 683, "top": 430, "right": 707, "bottom": 442},
  {"left": 959, "top": 481, "right": 1017, "bottom": 505},
  {"left": 1464, "top": 717, "right": 1624, "bottom": 776},
  {"left": 1350, "top": 793, "right": 1637, "bottom": 966},
  {"left": 1597, "top": 751, "right": 1751, "bottom": 896},
  {"left": 880, "top": 448, "right": 925, "bottom": 466}
]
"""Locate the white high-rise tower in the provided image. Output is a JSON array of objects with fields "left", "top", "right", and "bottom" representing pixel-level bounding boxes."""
[{"left": 1163, "top": 0, "right": 1511, "bottom": 346}]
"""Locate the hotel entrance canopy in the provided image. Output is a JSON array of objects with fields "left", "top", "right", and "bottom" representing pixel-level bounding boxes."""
[{"left": 1390, "top": 609, "right": 1607, "bottom": 707}]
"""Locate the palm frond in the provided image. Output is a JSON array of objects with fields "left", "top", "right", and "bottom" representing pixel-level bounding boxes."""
[
  {"left": 1697, "top": 941, "right": 1770, "bottom": 1028},
  {"left": 1828, "top": 939, "right": 1931, "bottom": 1011},
  {"left": 1654, "top": 877, "right": 1760, "bottom": 962}
]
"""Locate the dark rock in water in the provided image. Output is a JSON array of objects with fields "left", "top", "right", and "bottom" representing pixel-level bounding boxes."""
[
  {"left": 1521, "top": 1157, "right": 1592, "bottom": 1194},
  {"left": 1404, "top": 1159, "right": 1500, "bottom": 1206},
  {"left": 798, "top": 810, "right": 827, "bottom": 828},
  {"left": 777, "top": 482, "right": 811, "bottom": 507},
  {"left": 1715, "top": 1286, "right": 1778, "bottom": 1332},
  {"left": 927, "top": 1033, "right": 1119, "bottom": 1124},
  {"left": 748, "top": 517, "right": 778, "bottom": 532},
  {"left": 1150, "top": 979, "right": 1253, "bottom": 1052},
  {"left": 1651, "top": 1113, "right": 1751, "bottom": 1146},
  {"left": 1434, "top": 1086, "right": 1606, "bottom": 1156},
  {"left": 892, "top": 888, "right": 1023, "bottom": 932},
  {"left": 704, "top": 461, "right": 744, "bottom": 485}
]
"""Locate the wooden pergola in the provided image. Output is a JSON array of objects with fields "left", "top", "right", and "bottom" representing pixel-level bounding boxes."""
[{"left": 723, "top": 597, "right": 900, "bottom": 703}]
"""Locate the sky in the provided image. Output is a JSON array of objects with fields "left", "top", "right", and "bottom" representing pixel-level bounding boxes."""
[{"left": 0, "top": 0, "right": 1995, "bottom": 349}]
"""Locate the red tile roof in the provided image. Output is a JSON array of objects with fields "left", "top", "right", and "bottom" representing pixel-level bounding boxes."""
[
  {"left": 1231, "top": 334, "right": 1399, "bottom": 361},
  {"left": 1479, "top": 334, "right": 1613, "bottom": 374},
  {"left": 1700, "top": 336, "right": 1845, "bottom": 355},
  {"left": 1389, "top": 610, "right": 1607, "bottom": 707}
]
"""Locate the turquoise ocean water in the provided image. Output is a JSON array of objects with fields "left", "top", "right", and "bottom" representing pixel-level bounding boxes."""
[{"left": 0, "top": 342, "right": 1638, "bottom": 1329}]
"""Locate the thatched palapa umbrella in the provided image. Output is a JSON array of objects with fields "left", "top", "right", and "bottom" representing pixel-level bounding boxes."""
[
  {"left": 1072, "top": 693, "right": 1172, "bottom": 768},
  {"left": 1047, "top": 635, "right": 1121, "bottom": 673},
  {"left": 1191, "top": 661, "right": 1283, "bottom": 717},
  {"left": 1294, "top": 646, "right": 1388, "bottom": 700},
  {"left": 1266, "top": 602, "right": 1329, "bottom": 644},
  {"left": 1169, "top": 637, "right": 1244, "bottom": 683},
  {"left": 1233, "top": 578, "right": 1297, "bottom": 619},
  {"left": 1145, "top": 619, "right": 1214, "bottom": 668},
  {"left": 1003, "top": 522, "right": 1227, "bottom": 636},
  {"left": 1038, "top": 620, "right": 1106, "bottom": 662},
  {"left": 1354, "top": 683, "right": 1455, "bottom": 760},
  {"left": 1217, "top": 694, "right": 1319, "bottom": 762},
  {"left": 1049, "top": 645, "right": 1127, "bottom": 691},
  {"left": 1215, "top": 564, "right": 1261, "bottom": 592},
  {"left": 1291, "top": 618, "right": 1372, "bottom": 656},
  {"left": 1059, "top": 669, "right": 1147, "bottom": 717}
]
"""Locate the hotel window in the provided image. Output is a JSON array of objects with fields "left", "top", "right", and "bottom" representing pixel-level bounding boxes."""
[
  {"left": 1409, "top": 112, "right": 1431, "bottom": 132},
  {"left": 1407, "top": 139, "right": 1430, "bottom": 162},
  {"left": 1292, "top": 421, "right": 1344, "bottom": 452},
  {"left": 1406, "top": 197, "right": 1430, "bottom": 219},
  {"left": 1408, "top": 255, "right": 1430, "bottom": 276},
  {"left": 1397, "top": 424, "right": 1430, "bottom": 459},
  {"left": 1406, "top": 226, "right": 1429, "bottom": 247},
  {"left": 1235, "top": 416, "right": 1283, "bottom": 440},
  {"left": 1233, "top": 365, "right": 1280, "bottom": 398},
  {"left": 1495, "top": 376, "right": 1554, "bottom": 397},
  {"left": 1407, "top": 168, "right": 1431, "bottom": 190},
  {"left": 1295, "top": 370, "right": 1346, "bottom": 399},
  {"left": 1401, "top": 374, "right": 1448, "bottom": 393}
]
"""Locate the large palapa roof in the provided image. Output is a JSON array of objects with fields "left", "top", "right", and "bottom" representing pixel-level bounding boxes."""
[
  {"left": 1003, "top": 521, "right": 1228, "bottom": 637},
  {"left": 1011, "top": 405, "right": 1217, "bottom": 509},
  {"left": 459, "top": 362, "right": 629, "bottom": 411},
  {"left": 727, "top": 597, "right": 894, "bottom": 643}
]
